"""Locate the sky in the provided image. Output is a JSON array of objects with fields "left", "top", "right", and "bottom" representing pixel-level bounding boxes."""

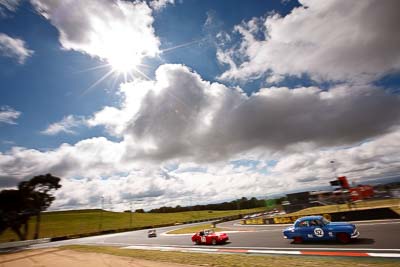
[{"left": 0, "top": 0, "right": 400, "bottom": 211}]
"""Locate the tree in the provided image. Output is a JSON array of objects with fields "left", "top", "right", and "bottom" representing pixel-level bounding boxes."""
[
  {"left": 0, "top": 189, "right": 31, "bottom": 240},
  {"left": 135, "top": 209, "right": 145, "bottom": 213},
  {"left": 0, "top": 174, "right": 61, "bottom": 240}
]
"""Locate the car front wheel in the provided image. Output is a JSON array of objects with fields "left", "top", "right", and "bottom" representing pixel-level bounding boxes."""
[
  {"left": 293, "top": 236, "right": 303, "bottom": 244},
  {"left": 211, "top": 239, "right": 217, "bottom": 245},
  {"left": 336, "top": 233, "right": 350, "bottom": 244}
]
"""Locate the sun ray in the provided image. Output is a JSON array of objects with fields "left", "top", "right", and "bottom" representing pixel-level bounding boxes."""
[
  {"left": 73, "top": 63, "right": 111, "bottom": 74},
  {"left": 128, "top": 71, "right": 137, "bottom": 82},
  {"left": 136, "top": 63, "right": 151, "bottom": 69},
  {"left": 133, "top": 67, "right": 151, "bottom": 80},
  {"left": 161, "top": 38, "right": 208, "bottom": 54},
  {"left": 82, "top": 69, "right": 115, "bottom": 95},
  {"left": 110, "top": 72, "right": 121, "bottom": 91}
]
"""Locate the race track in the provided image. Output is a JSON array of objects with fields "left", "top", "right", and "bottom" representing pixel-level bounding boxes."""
[{"left": 31, "top": 219, "right": 400, "bottom": 253}]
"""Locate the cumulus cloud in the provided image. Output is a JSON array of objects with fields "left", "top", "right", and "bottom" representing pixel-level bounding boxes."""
[
  {"left": 0, "top": 106, "right": 21, "bottom": 124},
  {"left": 2, "top": 128, "right": 400, "bottom": 210},
  {"left": 0, "top": 0, "right": 20, "bottom": 16},
  {"left": 149, "top": 0, "right": 174, "bottom": 11},
  {"left": 41, "top": 115, "right": 86, "bottom": 135},
  {"left": 0, "top": 137, "right": 127, "bottom": 186},
  {"left": 31, "top": 0, "right": 160, "bottom": 67},
  {"left": 271, "top": 128, "right": 400, "bottom": 186},
  {"left": 51, "top": 170, "right": 189, "bottom": 210},
  {"left": 90, "top": 64, "right": 400, "bottom": 162},
  {"left": 218, "top": 0, "right": 400, "bottom": 83},
  {"left": 1, "top": 1, "right": 399, "bottom": 211},
  {"left": 0, "top": 33, "right": 34, "bottom": 64},
  {"left": 1, "top": 63, "right": 399, "bottom": 209}
]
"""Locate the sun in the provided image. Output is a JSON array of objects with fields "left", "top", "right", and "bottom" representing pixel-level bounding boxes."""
[
  {"left": 105, "top": 36, "right": 142, "bottom": 75},
  {"left": 80, "top": 22, "right": 162, "bottom": 91},
  {"left": 98, "top": 25, "right": 147, "bottom": 76},
  {"left": 108, "top": 49, "right": 141, "bottom": 75},
  {"left": 82, "top": 43, "right": 152, "bottom": 94}
]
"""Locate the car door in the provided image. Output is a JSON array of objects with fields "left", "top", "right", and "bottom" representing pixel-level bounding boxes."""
[
  {"left": 296, "top": 220, "right": 311, "bottom": 240},
  {"left": 204, "top": 231, "right": 213, "bottom": 244},
  {"left": 199, "top": 231, "right": 206, "bottom": 243},
  {"left": 305, "top": 219, "right": 328, "bottom": 240}
]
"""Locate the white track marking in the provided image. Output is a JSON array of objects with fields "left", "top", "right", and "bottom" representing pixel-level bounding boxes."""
[
  {"left": 368, "top": 253, "right": 400, "bottom": 258},
  {"left": 207, "top": 246, "right": 400, "bottom": 252},
  {"left": 119, "top": 243, "right": 400, "bottom": 252},
  {"left": 248, "top": 249, "right": 301, "bottom": 255},
  {"left": 121, "top": 245, "right": 400, "bottom": 258}
]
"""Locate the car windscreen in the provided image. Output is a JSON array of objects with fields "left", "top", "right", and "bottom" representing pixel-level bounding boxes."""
[{"left": 322, "top": 217, "right": 330, "bottom": 225}]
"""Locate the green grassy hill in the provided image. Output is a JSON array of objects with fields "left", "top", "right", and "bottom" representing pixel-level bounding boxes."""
[{"left": 0, "top": 207, "right": 264, "bottom": 242}]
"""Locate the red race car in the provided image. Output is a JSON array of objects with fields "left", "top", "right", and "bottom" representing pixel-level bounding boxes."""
[{"left": 191, "top": 229, "right": 229, "bottom": 245}]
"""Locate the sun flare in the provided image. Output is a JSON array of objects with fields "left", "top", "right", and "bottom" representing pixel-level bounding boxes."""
[
  {"left": 109, "top": 56, "right": 138, "bottom": 75},
  {"left": 107, "top": 46, "right": 141, "bottom": 74},
  {"left": 89, "top": 20, "right": 157, "bottom": 79}
]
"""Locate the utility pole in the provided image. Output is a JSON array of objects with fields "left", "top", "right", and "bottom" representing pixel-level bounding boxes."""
[
  {"left": 99, "top": 196, "right": 104, "bottom": 231},
  {"left": 330, "top": 160, "right": 338, "bottom": 179},
  {"left": 237, "top": 196, "right": 241, "bottom": 217},
  {"left": 129, "top": 201, "right": 132, "bottom": 228},
  {"left": 330, "top": 160, "right": 340, "bottom": 211}
]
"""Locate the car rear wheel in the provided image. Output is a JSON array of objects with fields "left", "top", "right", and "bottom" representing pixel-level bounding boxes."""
[
  {"left": 293, "top": 236, "right": 303, "bottom": 244},
  {"left": 337, "top": 233, "right": 350, "bottom": 244},
  {"left": 195, "top": 239, "right": 201, "bottom": 245}
]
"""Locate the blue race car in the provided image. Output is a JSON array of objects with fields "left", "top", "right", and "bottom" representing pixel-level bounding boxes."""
[{"left": 283, "top": 215, "right": 359, "bottom": 244}]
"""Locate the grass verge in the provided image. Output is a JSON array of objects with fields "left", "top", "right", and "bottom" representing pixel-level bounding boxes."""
[
  {"left": 0, "top": 207, "right": 264, "bottom": 243},
  {"left": 167, "top": 223, "right": 225, "bottom": 234},
  {"left": 63, "top": 245, "right": 400, "bottom": 267},
  {"left": 391, "top": 206, "right": 400, "bottom": 215}
]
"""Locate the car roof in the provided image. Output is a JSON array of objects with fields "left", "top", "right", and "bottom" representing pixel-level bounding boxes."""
[{"left": 296, "top": 215, "right": 323, "bottom": 222}]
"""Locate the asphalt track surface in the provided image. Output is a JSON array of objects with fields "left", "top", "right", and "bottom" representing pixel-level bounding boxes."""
[{"left": 30, "top": 219, "right": 400, "bottom": 253}]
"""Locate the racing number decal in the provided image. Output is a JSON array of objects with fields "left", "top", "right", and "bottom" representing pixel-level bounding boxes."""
[
  {"left": 314, "top": 227, "right": 324, "bottom": 237},
  {"left": 201, "top": 236, "right": 206, "bottom": 243}
]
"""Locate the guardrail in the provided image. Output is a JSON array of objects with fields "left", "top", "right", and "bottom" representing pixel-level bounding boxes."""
[
  {"left": 50, "top": 214, "right": 246, "bottom": 241},
  {"left": 241, "top": 207, "right": 400, "bottom": 225},
  {"left": 0, "top": 238, "right": 51, "bottom": 249}
]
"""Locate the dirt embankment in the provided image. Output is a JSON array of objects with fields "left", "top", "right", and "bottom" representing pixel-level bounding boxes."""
[{"left": 0, "top": 248, "right": 195, "bottom": 267}]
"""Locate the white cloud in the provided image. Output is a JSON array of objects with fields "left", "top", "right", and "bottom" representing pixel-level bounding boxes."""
[
  {"left": 0, "top": 33, "right": 33, "bottom": 64},
  {"left": 0, "top": 137, "right": 127, "bottom": 185},
  {"left": 1, "top": 64, "right": 400, "bottom": 210},
  {"left": 31, "top": 0, "right": 160, "bottom": 68},
  {"left": 0, "top": 1, "right": 399, "bottom": 211},
  {"left": 0, "top": 0, "right": 20, "bottom": 16},
  {"left": 0, "top": 106, "right": 21, "bottom": 124},
  {"left": 149, "top": 0, "right": 174, "bottom": 11},
  {"left": 41, "top": 115, "right": 86, "bottom": 135},
  {"left": 218, "top": 0, "right": 400, "bottom": 84},
  {"left": 90, "top": 64, "right": 400, "bottom": 162},
  {"left": 271, "top": 128, "right": 400, "bottom": 186},
  {"left": 2, "top": 128, "right": 400, "bottom": 210}
]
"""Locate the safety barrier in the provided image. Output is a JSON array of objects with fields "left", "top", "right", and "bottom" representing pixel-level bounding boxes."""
[
  {"left": 0, "top": 238, "right": 51, "bottom": 249},
  {"left": 242, "top": 208, "right": 399, "bottom": 225},
  {"left": 49, "top": 214, "right": 249, "bottom": 242}
]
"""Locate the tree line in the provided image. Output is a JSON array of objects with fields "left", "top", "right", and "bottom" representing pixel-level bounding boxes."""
[{"left": 148, "top": 197, "right": 267, "bottom": 213}]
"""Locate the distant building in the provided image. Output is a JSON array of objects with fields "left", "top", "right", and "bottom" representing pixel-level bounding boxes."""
[
  {"left": 282, "top": 191, "right": 320, "bottom": 213},
  {"left": 282, "top": 176, "right": 374, "bottom": 213}
]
